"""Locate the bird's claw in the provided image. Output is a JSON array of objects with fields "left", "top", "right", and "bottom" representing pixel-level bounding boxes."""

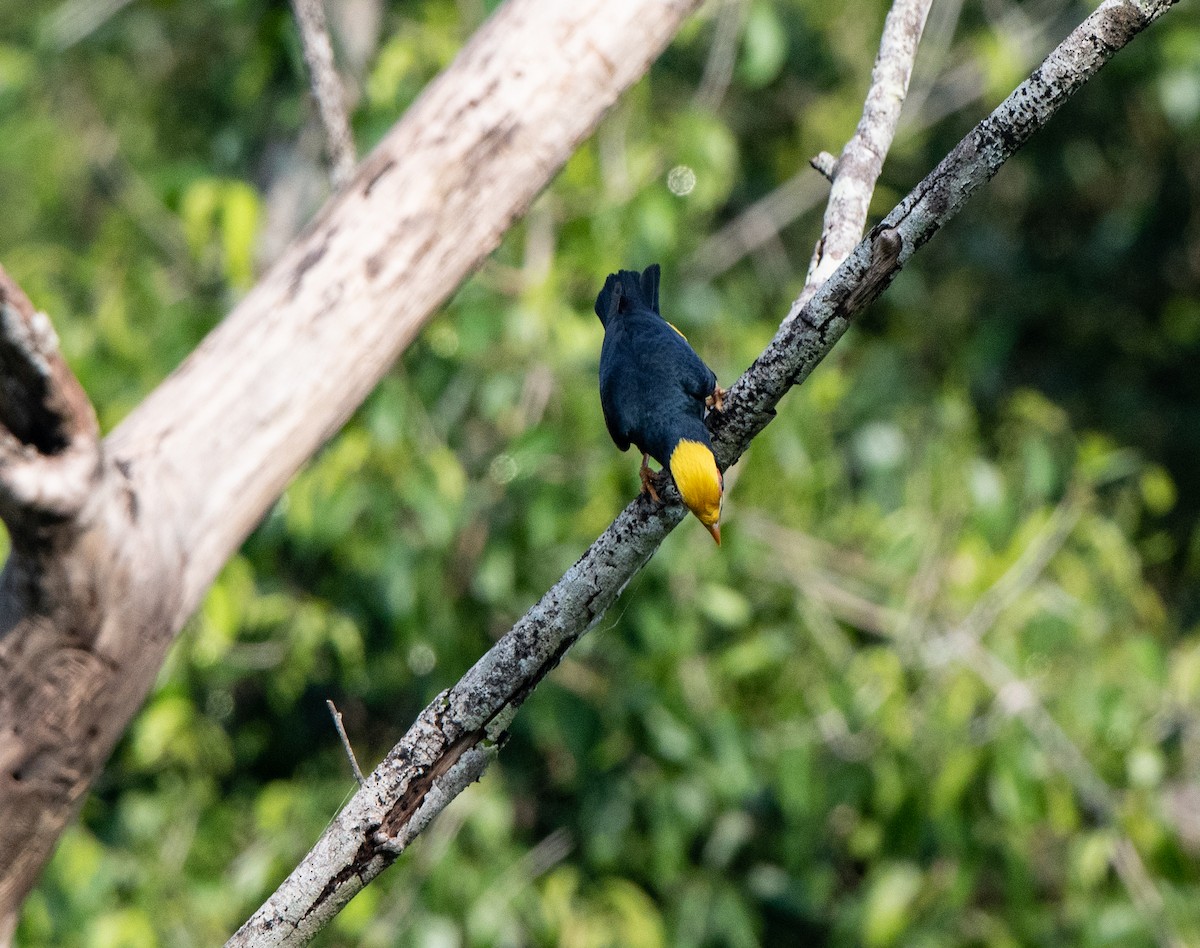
[
  {"left": 706, "top": 385, "right": 727, "bottom": 413},
  {"left": 639, "top": 454, "right": 661, "bottom": 503}
]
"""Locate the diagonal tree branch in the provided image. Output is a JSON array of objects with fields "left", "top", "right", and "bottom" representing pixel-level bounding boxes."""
[
  {"left": 0, "top": 0, "right": 704, "bottom": 931},
  {"left": 229, "top": 0, "right": 1179, "bottom": 943},
  {"left": 708, "top": 0, "right": 1176, "bottom": 463}
]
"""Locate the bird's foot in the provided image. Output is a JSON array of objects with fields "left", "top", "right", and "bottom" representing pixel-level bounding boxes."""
[
  {"left": 706, "top": 385, "right": 727, "bottom": 413},
  {"left": 639, "top": 454, "right": 661, "bottom": 503}
]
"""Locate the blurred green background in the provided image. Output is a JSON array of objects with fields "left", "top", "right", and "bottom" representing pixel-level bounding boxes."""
[{"left": 3, "top": 0, "right": 1200, "bottom": 944}]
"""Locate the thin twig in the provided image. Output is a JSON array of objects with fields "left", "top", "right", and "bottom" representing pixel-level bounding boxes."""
[
  {"left": 290, "top": 0, "right": 356, "bottom": 188},
  {"left": 797, "top": 0, "right": 934, "bottom": 308},
  {"left": 325, "top": 700, "right": 365, "bottom": 786}
]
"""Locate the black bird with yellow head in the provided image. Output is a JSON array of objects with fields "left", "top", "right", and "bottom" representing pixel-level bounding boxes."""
[{"left": 596, "top": 264, "right": 726, "bottom": 544}]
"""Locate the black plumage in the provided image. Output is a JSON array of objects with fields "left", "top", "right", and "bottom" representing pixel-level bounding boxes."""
[{"left": 595, "top": 264, "right": 718, "bottom": 469}]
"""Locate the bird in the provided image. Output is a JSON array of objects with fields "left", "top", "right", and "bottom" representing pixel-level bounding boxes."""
[{"left": 595, "top": 264, "right": 726, "bottom": 544}]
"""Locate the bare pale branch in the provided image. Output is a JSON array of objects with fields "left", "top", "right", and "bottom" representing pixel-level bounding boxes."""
[
  {"left": 798, "top": 0, "right": 934, "bottom": 307},
  {"left": 688, "top": 0, "right": 1069, "bottom": 279},
  {"left": 326, "top": 700, "right": 365, "bottom": 786},
  {"left": 0, "top": 0, "right": 704, "bottom": 927}
]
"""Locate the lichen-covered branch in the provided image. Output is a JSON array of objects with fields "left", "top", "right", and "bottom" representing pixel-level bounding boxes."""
[
  {"left": 230, "top": 0, "right": 1178, "bottom": 943},
  {"left": 228, "top": 496, "right": 683, "bottom": 945},
  {"left": 711, "top": 0, "right": 1178, "bottom": 464}
]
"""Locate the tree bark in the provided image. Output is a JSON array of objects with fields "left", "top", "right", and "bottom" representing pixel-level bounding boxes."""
[{"left": 0, "top": 0, "right": 701, "bottom": 931}]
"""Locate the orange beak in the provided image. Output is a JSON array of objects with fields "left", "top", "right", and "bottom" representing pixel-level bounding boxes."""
[{"left": 706, "top": 522, "right": 721, "bottom": 546}]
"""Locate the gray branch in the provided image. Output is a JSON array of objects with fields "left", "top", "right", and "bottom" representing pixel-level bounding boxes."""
[
  {"left": 229, "top": 0, "right": 1179, "bottom": 943},
  {"left": 709, "top": 0, "right": 1176, "bottom": 465}
]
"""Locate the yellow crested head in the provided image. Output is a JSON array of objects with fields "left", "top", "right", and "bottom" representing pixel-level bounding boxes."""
[{"left": 669, "top": 440, "right": 723, "bottom": 545}]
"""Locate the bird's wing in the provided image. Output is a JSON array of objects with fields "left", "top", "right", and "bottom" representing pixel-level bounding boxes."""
[
  {"left": 599, "top": 336, "right": 636, "bottom": 452},
  {"left": 660, "top": 325, "right": 718, "bottom": 402}
]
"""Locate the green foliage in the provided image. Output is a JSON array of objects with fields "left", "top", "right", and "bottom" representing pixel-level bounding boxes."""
[{"left": 4, "top": 0, "right": 1200, "bottom": 945}]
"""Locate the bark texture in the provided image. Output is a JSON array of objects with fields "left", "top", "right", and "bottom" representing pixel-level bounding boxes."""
[
  {"left": 230, "top": 0, "right": 1179, "bottom": 944},
  {"left": 0, "top": 0, "right": 702, "bottom": 930}
]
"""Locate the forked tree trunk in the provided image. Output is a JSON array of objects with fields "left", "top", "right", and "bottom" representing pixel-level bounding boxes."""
[{"left": 0, "top": 0, "right": 702, "bottom": 934}]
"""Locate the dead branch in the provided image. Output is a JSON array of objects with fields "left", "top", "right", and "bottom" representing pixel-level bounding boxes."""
[
  {"left": 0, "top": 0, "right": 703, "bottom": 929},
  {"left": 798, "top": 0, "right": 934, "bottom": 305}
]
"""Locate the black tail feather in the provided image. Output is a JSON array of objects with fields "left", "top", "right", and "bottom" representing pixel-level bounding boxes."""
[
  {"left": 594, "top": 264, "right": 661, "bottom": 325},
  {"left": 594, "top": 273, "right": 624, "bottom": 326}
]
